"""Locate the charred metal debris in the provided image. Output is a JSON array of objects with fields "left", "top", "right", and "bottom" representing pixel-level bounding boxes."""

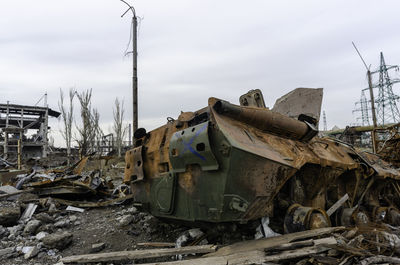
[{"left": 2, "top": 88, "right": 400, "bottom": 264}]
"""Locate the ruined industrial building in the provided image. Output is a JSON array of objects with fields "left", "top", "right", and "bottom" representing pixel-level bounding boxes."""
[{"left": 0, "top": 103, "right": 61, "bottom": 160}]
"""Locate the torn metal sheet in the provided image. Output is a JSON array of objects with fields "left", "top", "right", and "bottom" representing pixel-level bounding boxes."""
[
  {"left": 72, "top": 156, "right": 89, "bottom": 175},
  {"left": 272, "top": 87, "right": 323, "bottom": 122},
  {"left": 66, "top": 206, "right": 85, "bottom": 213},
  {"left": 54, "top": 194, "right": 135, "bottom": 208},
  {"left": 20, "top": 203, "right": 38, "bottom": 221},
  {"left": 15, "top": 170, "right": 36, "bottom": 190}
]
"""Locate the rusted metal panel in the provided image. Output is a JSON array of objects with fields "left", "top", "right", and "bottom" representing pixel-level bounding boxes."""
[
  {"left": 239, "top": 89, "right": 266, "bottom": 108},
  {"left": 209, "top": 98, "right": 358, "bottom": 172},
  {"left": 272, "top": 87, "right": 323, "bottom": 122},
  {"left": 125, "top": 146, "right": 144, "bottom": 182},
  {"left": 169, "top": 121, "right": 219, "bottom": 172},
  {"left": 72, "top": 156, "right": 89, "bottom": 175},
  {"left": 150, "top": 172, "right": 176, "bottom": 214},
  {"left": 356, "top": 151, "right": 400, "bottom": 179},
  {"left": 124, "top": 91, "right": 400, "bottom": 227},
  {"left": 212, "top": 98, "right": 315, "bottom": 141}
]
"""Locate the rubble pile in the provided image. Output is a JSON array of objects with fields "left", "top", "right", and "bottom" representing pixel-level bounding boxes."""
[
  {"left": 0, "top": 192, "right": 186, "bottom": 265},
  {"left": 378, "top": 123, "right": 400, "bottom": 168},
  {"left": 0, "top": 155, "right": 192, "bottom": 265},
  {"left": 2, "top": 151, "right": 400, "bottom": 264},
  {"left": 3, "top": 180, "right": 400, "bottom": 265}
]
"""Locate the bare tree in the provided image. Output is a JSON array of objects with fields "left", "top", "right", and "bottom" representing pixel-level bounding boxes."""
[
  {"left": 58, "top": 88, "right": 75, "bottom": 165},
  {"left": 113, "top": 98, "right": 127, "bottom": 156},
  {"left": 75, "top": 89, "right": 103, "bottom": 156}
]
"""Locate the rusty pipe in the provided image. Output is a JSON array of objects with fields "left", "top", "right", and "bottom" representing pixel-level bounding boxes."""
[{"left": 213, "top": 100, "right": 317, "bottom": 141}]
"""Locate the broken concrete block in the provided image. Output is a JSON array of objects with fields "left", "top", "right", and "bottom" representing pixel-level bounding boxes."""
[
  {"left": 54, "top": 219, "right": 70, "bottom": 228},
  {"left": 42, "top": 231, "right": 73, "bottom": 250},
  {"left": 66, "top": 206, "right": 84, "bottom": 213},
  {"left": 35, "top": 231, "right": 48, "bottom": 240},
  {"left": 19, "top": 203, "right": 38, "bottom": 221},
  {"left": 127, "top": 206, "right": 138, "bottom": 214},
  {"left": 0, "top": 206, "right": 20, "bottom": 226},
  {"left": 48, "top": 203, "right": 57, "bottom": 213},
  {"left": 0, "top": 185, "right": 19, "bottom": 195},
  {"left": 69, "top": 215, "right": 78, "bottom": 222},
  {"left": 0, "top": 225, "right": 10, "bottom": 238},
  {"left": 119, "top": 215, "right": 134, "bottom": 226},
  {"left": 24, "top": 219, "right": 41, "bottom": 235},
  {"left": 176, "top": 228, "right": 207, "bottom": 248},
  {"left": 35, "top": 212, "right": 55, "bottom": 223},
  {"left": 0, "top": 247, "right": 15, "bottom": 258},
  {"left": 24, "top": 246, "right": 39, "bottom": 259},
  {"left": 7, "top": 224, "right": 23, "bottom": 238},
  {"left": 91, "top": 242, "right": 106, "bottom": 253},
  {"left": 22, "top": 246, "right": 33, "bottom": 254}
]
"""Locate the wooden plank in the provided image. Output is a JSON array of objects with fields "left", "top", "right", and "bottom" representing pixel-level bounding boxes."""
[
  {"left": 264, "top": 237, "right": 336, "bottom": 252},
  {"left": 139, "top": 250, "right": 267, "bottom": 265},
  {"left": 264, "top": 239, "right": 314, "bottom": 251},
  {"left": 326, "top": 193, "right": 349, "bottom": 216},
  {"left": 329, "top": 243, "right": 371, "bottom": 256},
  {"left": 54, "top": 194, "right": 135, "bottom": 208},
  {"left": 360, "top": 255, "right": 400, "bottom": 265},
  {"left": 312, "top": 255, "right": 340, "bottom": 265},
  {"left": 140, "top": 238, "right": 337, "bottom": 265},
  {"left": 0, "top": 189, "right": 32, "bottom": 200},
  {"left": 137, "top": 242, "right": 176, "bottom": 248},
  {"left": 264, "top": 245, "right": 330, "bottom": 262},
  {"left": 61, "top": 245, "right": 216, "bottom": 264},
  {"left": 206, "top": 226, "right": 344, "bottom": 257}
]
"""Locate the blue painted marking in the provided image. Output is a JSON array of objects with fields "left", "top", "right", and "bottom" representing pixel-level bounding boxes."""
[{"left": 175, "top": 123, "right": 207, "bottom": 161}]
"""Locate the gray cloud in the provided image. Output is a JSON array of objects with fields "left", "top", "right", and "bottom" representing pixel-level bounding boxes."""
[{"left": 1, "top": 0, "right": 400, "bottom": 145}]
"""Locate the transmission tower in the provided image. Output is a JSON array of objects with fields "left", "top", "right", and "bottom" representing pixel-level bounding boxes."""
[
  {"left": 353, "top": 90, "right": 370, "bottom": 126},
  {"left": 371, "top": 52, "right": 400, "bottom": 125},
  {"left": 323, "top": 111, "right": 327, "bottom": 131}
]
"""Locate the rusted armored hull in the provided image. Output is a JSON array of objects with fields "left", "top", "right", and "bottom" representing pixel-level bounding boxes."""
[{"left": 125, "top": 94, "right": 400, "bottom": 229}]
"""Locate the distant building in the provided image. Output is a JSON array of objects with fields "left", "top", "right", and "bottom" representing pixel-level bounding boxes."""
[{"left": 0, "top": 103, "right": 60, "bottom": 160}]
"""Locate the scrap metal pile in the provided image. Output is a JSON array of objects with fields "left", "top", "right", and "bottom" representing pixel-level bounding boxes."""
[
  {"left": 0, "top": 155, "right": 130, "bottom": 206},
  {"left": 55, "top": 225, "right": 400, "bottom": 264},
  {"left": 378, "top": 123, "right": 400, "bottom": 168},
  {"left": 123, "top": 88, "right": 400, "bottom": 231},
  {"left": 2, "top": 88, "right": 400, "bottom": 264}
]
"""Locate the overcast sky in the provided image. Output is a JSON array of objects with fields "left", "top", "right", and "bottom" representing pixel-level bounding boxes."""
[{"left": 1, "top": 0, "right": 400, "bottom": 146}]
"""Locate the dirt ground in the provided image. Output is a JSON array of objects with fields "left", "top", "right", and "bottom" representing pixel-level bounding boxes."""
[
  {"left": 1, "top": 200, "right": 191, "bottom": 265},
  {"left": 0, "top": 156, "right": 195, "bottom": 265}
]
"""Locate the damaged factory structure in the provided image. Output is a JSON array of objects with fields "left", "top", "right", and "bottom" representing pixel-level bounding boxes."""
[{"left": 0, "top": 102, "right": 61, "bottom": 160}]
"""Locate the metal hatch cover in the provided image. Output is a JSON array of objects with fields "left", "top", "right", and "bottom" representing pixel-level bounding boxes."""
[{"left": 169, "top": 121, "right": 219, "bottom": 173}]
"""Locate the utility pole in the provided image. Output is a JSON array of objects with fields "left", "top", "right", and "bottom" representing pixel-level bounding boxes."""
[
  {"left": 323, "top": 111, "right": 327, "bottom": 131},
  {"left": 367, "top": 70, "right": 378, "bottom": 153},
  {"left": 352, "top": 42, "right": 378, "bottom": 153},
  {"left": 128, "top": 123, "right": 132, "bottom": 146},
  {"left": 120, "top": 0, "right": 138, "bottom": 136}
]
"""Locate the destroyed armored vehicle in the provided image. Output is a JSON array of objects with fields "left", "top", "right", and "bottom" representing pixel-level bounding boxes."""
[{"left": 125, "top": 88, "right": 400, "bottom": 233}]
